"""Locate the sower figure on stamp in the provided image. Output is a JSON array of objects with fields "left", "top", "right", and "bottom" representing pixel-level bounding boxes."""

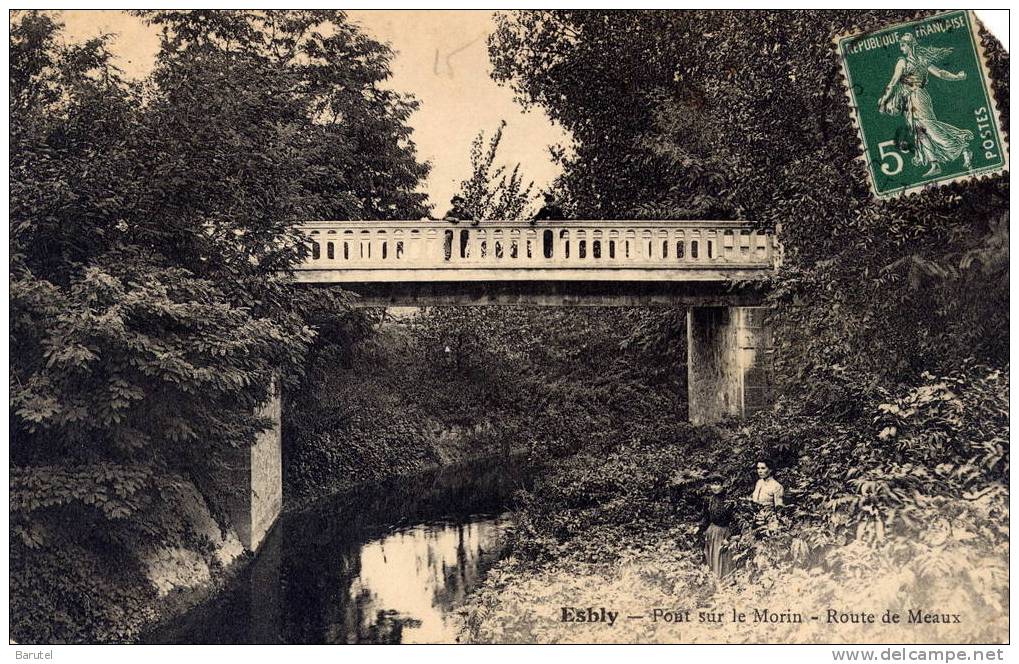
[
  {"left": 700, "top": 475, "right": 734, "bottom": 579},
  {"left": 878, "top": 33, "right": 973, "bottom": 177}
]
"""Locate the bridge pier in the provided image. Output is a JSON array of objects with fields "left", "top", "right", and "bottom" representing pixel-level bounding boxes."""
[
  {"left": 686, "top": 306, "right": 773, "bottom": 425},
  {"left": 224, "top": 388, "right": 283, "bottom": 552}
]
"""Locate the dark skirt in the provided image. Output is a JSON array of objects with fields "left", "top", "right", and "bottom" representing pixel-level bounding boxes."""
[{"left": 704, "top": 524, "right": 733, "bottom": 578}]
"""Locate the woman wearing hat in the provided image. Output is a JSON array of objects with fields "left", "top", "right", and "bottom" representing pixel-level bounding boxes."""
[{"left": 700, "top": 475, "right": 734, "bottom": 578}]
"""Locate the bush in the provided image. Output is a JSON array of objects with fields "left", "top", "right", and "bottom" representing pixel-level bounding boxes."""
[
  {"left": 460, "top": 363, "right": 1009, "bottom": 643},
  {"left": 283, "top": 306, "right": 690, "bottom": 502}
]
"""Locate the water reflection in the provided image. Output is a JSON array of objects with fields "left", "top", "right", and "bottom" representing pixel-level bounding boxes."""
[
  {"left": 147, "top": 456, "right": 529, "bottom": 644},
  {"left": 336, "top": 517, "right": 510, "bottom": 643}
]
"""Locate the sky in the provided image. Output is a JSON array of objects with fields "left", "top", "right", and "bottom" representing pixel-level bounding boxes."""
[
  {"left": 50, "top": 10, "right": 1009, "bottom": 216},
  {"left": 54, "top": 10, "right": 569, "bottom": 216}
]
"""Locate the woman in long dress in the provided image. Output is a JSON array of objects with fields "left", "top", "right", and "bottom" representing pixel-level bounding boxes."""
[
  {"left": 877, "top": 33, "right": 973, "bottom": 177},
  {"left": 701, "top": 476, "right": 734, "bottom": 578}
]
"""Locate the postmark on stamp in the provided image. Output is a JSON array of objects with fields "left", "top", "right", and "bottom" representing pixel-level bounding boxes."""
[{"left": 835, "top": 10, "right": 1008, "bottom": 199}]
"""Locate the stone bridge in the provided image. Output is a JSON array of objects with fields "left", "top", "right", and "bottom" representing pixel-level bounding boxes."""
[
  {"left": 233, "top": 220, "right": 781, "bottom": 551},
  {"left": 294, "top": 220, "right": 780, "bottom": 306}
]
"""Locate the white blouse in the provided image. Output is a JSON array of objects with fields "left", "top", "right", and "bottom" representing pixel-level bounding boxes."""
[{"left": 752, "top": 477, "right": 784, "bottom": 507}]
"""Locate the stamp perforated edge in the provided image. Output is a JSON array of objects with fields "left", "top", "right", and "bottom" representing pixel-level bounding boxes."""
[{"left": 832, "top": 10, "right": 1010, "bottom": 201}]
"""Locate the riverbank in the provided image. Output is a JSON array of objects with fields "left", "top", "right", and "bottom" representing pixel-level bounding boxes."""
[
  {"left": 456, "top": 366, "right": 1009, "bottom": 644},
  {"left": 137, "top": 451, "right": 531, "bottom": 643},
  {"left": 458, "top": 533, "right": 1007, "bottom": 644},
  {"left": 282, "top": 447, "right": 531, "bottom": 516}
]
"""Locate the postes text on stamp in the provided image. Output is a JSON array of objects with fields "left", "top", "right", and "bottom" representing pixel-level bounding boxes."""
[{"left": 835, "top": 10, "right": 1008, "bottom": 199}]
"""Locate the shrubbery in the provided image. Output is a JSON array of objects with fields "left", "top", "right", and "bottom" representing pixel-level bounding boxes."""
[
  {"left": 459, "top": 364, "right": 1009, "bottom": 643},
  {"left": 10, "top": 10, "right": 428, "bottom": 643},
  {"left": 283, "top": 305, "right": 690, "bottom": 502},
  {"left": 455, "top": 9, "right": 1009, "bottom": 645}
]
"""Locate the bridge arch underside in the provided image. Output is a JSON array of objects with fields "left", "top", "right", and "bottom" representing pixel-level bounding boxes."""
[{"left": 234, "top": 292, "right": 773, "bottom": 553}]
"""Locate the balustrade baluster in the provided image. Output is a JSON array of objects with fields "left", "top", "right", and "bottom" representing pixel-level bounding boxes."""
[
  {"left": 463, "top": 227, "right": 473, "bottom": 263},
  {"left": 473, "top": 229, "right": 484, "bottom": 263},
  {"left": 364, "top": 229, "right": 372, "bottom": 263},
  {"left": 722, "top": 230, "right": 734, "bottom": 261},
  {"left": 392, "top": 229, "right": 403, "bottom": 261},
  {"left": 423, "top": 228, "right": 437, "bottom": 263},
  {"left": 493, "top": 229, "right": 504, "bottom": 261},
  {"left": 406, "top": 229, "right": 418, "bottom": 264},
  {"left": 309, "top": 231, "right": 321, "bottom": 261}
]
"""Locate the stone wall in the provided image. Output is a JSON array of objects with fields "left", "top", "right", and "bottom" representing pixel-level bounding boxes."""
[
  {"left": 738, "top": 307, "right": 775, "bottom": 416},
  {"left": 686, "top": 306, "right": 774, "bottom": 425},
  {"left": 225, "top": 387, "right": 283, "bottom": 552},
  {"left": 686, "top": 307, "right": 740, "bottom": 424},
  {"left": 250, "top": 391, "right": 283, "bottom": 550}
]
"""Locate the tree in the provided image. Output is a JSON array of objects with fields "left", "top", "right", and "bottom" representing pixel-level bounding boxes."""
[
  {"left": 489, "top": 10, "right": 1009, "bottom": 403},
  {"left": 9, "top": 10, "right": 429, "bottom": 642},
  {"left": 423, "top": 119, "right": 537, "bottom": 381},
  {"left": 445, "top": 120, "right": 535, "bottom": 221}
]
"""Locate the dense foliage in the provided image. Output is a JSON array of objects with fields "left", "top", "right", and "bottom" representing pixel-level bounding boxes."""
[
  {"left": 461, "top": 364, "right": 1008, "bottom": 643},
  {"left": 458, "top": 10, "right": 1010, "bottom": 643},
  {"left": 283, "top": 305, "right": 688, "bottom": 501},
  {"left": 10, "top": 10, "right": 428, "bottom": 643},
  {"left": 447, "top": 120, "right": 535, "bottom": 220},
  {"left": 490, "top": 10, "right": 1008, "bottom": 386}
]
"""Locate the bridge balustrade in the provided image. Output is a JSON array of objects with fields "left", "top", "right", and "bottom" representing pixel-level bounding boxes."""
[{"left": 296, "top": 220, "right": 780, "bottom": 276}]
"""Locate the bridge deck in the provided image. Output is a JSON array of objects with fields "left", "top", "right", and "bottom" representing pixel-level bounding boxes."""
[{"left": 294, "top": 220, "right": 780, "bottom": 306}]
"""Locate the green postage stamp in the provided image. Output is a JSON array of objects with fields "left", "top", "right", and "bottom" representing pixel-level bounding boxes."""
[{"left": 835, "top": 10, "right": 1008, "bottom": 198}]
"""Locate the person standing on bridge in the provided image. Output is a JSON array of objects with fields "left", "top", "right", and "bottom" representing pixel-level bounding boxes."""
[
  {"left": 531, "top": 192, "right": 565, "bottom": 224},
  {"left": 444, "top": 194, "right": 478, "bottom": 226}
]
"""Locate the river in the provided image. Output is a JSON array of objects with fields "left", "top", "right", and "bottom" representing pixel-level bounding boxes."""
[{"left": 147, "top": 455, "right": 533, "bottom": 644}]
